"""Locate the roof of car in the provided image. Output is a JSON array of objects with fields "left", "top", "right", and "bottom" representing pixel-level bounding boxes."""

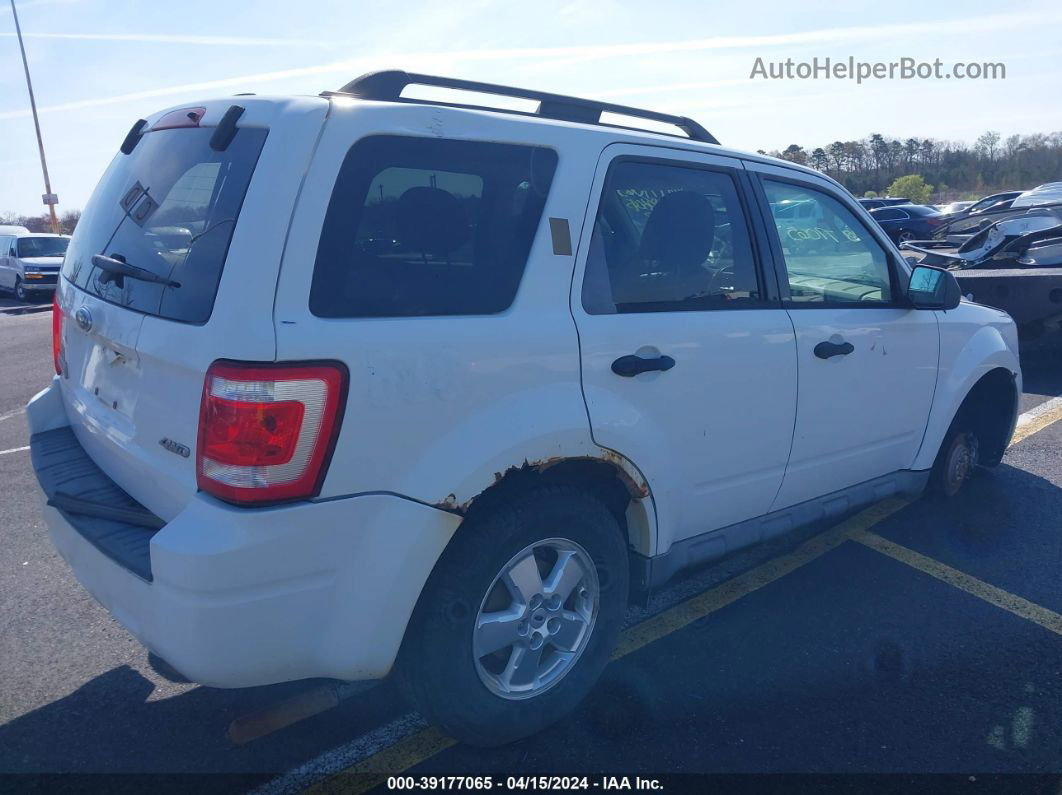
[{"left": 147, "top": 72, "right": 844, "bottom": 193}]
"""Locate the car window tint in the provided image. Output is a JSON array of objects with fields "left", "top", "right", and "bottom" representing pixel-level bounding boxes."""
[
  {"left": 581, "top": 160, "right": 760, "bottom": 314},
  {"left": 873, "top": 208, "right": 902, "bottom": 221},
  {"left": 310, "top": 136, "right": 557, "bottom": 318},
  {"left": 62, "top": 126, "right": 268, "bottom": 324},
  {"left": 765, "top": 180, "right": 893, "bottom": 305}
]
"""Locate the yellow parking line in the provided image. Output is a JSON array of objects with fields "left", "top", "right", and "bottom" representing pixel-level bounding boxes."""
[
  {"left": 854, "top": 531, "right": 1062, "bottom": 636},
  {"left": 1010, "top": 399, "right": 1062, "bottom": 446},
  {"left": 306, "top": 727, "right": 455, "bottom": 795},
  {"left": 303, "top": 401, "right": 1062, "bottom": 792},
  {"left": 613, "top": 496, "right": 912, "bottom": 659}
]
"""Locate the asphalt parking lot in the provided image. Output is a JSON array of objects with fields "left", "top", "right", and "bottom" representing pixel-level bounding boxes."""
[{"left": 1, "top": 304, "right": 1061, "bottom": 792}]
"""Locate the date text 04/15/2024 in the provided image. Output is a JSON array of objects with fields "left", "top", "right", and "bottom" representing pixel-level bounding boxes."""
[{"left": 386, "top": 776, "right": 664, "bottom": 790}]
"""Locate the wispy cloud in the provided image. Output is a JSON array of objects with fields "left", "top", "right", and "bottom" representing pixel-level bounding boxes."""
[
  {"left": 0, "top": 32, "right": 329, "bottom": 47},
  {"left": 0, "top": 0, "right": 86, "bottom": 15},
  {"left": 1, "top": 9, "right": 1058, "bottom": 121}
]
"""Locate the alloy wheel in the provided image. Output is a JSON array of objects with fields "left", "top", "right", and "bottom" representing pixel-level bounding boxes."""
[{"left": 473, "top": 537, "right": 599, "bottom": 700}]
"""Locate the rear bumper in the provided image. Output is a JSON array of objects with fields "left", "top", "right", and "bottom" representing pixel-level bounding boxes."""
[{"left": 27, "top": 378, "right": 461, "bottom": 687}]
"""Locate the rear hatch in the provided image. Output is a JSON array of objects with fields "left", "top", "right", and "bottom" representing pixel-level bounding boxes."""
[{"left": 55, "top": 97, "right": 328, "bottom": 520}]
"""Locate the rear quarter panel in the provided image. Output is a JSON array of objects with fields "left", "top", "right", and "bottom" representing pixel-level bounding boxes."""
[{"left": 272, "top": 104, "right": 653, "bottom": 534}]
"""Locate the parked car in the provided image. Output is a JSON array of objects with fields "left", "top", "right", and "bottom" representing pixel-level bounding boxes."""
[
  {"left": 939, "top": 201, "right": 974, "bottom": 215},
  {"left": 902, "top": 208, "right": 1062, "bottom": 335},
  {"left": 932, "top": 191, "right": 1023, "bottom": 227},
  {"left": 1010, "top": 182, "right": 1062, "bottom": 209},
  {"left": 0, "top": 232, "right": 69, "bottom": 301},
  {"left": 868, "top": 203, "right": 944, "bottom": 243},
  {"left": 967, "top": 190, "right": 1022, "bottom": 215},
  {"left": 935, "top": 193, "right": 1062, "bottom": 244},
  {"left": 29, "top": 71, "right": 1021, "bottom": 747},
  {"left": 0, "top": 224, "right": 31, "bottom": 235},
  {"left": 858, "top": 197, "right": 911, "bottom": 210}
]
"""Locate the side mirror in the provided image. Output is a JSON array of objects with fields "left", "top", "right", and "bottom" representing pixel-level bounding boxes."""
[{"left": 907, "top": 264, "right": 961, "bottom": 310}]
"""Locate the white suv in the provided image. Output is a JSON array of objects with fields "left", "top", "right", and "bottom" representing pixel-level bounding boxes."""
[{"left": 29, "top": 72, "right": 1020, "bottom": 746}]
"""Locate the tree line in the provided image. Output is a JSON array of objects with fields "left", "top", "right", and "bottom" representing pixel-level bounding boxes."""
[
  {"left": 0, "top": 210, "right": 81, "bottom": 234},
  {"left": 5, "top": 130, "right": 1062, "bottom": 226},
  {"left": 762, "top": 131, "right": 1062, "bottom": 200}
]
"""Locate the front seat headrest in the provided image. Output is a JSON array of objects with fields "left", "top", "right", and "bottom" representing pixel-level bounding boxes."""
[
  {"left": 396, "top": 187, "right": 469, "bottom": 258},
  {"left": 638, "top": 190, "right": 715, "bottom": 269}
]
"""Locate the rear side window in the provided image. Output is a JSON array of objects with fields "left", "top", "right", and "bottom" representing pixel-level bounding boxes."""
[
  {"left": 310, "top": 136, "right": 557, "bottom": 318},
  {"left": 62, "top": 125, "right": 267, "bottom": 323}
]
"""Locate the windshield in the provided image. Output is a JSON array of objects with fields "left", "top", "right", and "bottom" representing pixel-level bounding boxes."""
[
  {"left": 62, "top": 125, "right": 267, "bottom": 323},
  {"left": 17, "top": 237, "right": 68, "bottom": 258}
]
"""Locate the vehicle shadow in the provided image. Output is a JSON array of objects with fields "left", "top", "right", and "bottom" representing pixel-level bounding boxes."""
[{"left": 0, "top": 664, "right": 407, "bottom": 789}]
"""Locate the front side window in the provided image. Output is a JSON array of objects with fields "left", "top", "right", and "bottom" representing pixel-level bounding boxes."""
[
  {"left": 581, "top": 160, "right": 761, "bottom": 314},
  {"left": 764, "top": 180, "right": 893, "bottom": 305},
  {"left": 310, "top": 136, "right": 557, "bottom": 318}
]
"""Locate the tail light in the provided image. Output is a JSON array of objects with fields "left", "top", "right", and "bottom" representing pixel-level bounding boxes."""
[
  {"left": 196, "top": 361, "right": 347, "bottom": 505},
  {"left": 926, "top": 217, "right": 942, "bottom": 226},
  {"left": 51, "top": 293, "right": 63, "bottom": 375}
]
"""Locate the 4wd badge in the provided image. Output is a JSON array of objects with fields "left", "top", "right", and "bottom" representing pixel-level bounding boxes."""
[{"left": 159, "top": 438, "right": 191, "bottom": 458}]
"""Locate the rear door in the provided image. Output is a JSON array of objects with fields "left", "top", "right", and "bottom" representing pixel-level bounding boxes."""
[
  {"left": 56, "top": 99, "right": 327, "bottom": 519},
  {"left": 573, "top": 144, "right": 798, "bottom": 550},
  {"left": 749, "top": 166, "right": 938, "bottom": 510}
]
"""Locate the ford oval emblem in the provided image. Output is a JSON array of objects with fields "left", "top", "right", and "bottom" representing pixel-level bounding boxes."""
[{"left": 75, "top": 306, "right": 93, "bottom": 332}]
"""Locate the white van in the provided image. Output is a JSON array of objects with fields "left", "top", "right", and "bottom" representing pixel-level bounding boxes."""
[
  {"left": 28, "top": 72, "right": 1020, "bottom": 746},
  {"left": 0, "top": 232, "right": 69, "bottom": 301}
]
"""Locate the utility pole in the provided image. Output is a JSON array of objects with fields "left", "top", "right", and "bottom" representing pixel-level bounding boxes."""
[{"left": 10, "top": 0, "right": 60, "bottom": 234}]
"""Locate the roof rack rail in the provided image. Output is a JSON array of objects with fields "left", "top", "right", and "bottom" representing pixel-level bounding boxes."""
[{"left": 329, "top": 70, "right": 719, "bottom": 145}]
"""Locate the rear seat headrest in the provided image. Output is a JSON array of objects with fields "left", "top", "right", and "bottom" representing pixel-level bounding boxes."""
[{"left": 397, "top": 187, "right": 469, "bottom": 258}]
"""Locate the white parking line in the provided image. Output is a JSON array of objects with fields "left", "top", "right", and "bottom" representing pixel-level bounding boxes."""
[
  {"left": 0, "top": 445, "right": 30, "bottom": 456},
  {"left": 1017, "top": 395, "right": 1062, "bottom": 427},
  {"left": 0, "top": 408, "right": 26, "bottom": 423}
]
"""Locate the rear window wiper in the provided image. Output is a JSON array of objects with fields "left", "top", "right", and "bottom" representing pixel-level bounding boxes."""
[{"left": 92, "top": 253, "right": 181, "bottom": 288}]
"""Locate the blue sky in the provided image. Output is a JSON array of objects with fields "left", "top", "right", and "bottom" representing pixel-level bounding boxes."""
[{"left": 2, "top": 0, "right": 1060, "bottom": 214}]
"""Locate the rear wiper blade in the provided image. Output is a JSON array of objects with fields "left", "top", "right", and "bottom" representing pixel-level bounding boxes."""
[{"left": 92, "top": 253, "right": 180, "bottom": 288}]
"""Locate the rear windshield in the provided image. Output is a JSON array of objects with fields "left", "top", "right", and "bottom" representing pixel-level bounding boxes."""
[
  {"left": 62, "top": 125, "right": 267, "bottom": 323},
  {"left": 18, "top": 237, "right": 69, "bottom": 258},
  {"left": 310, "top": 135, "right": 557, "bottom": 318}
]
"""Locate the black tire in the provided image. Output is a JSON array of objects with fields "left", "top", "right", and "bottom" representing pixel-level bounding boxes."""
[
  {"left": 400, "top": 485, "right": 629, "bottom": 747},
  {"left": 897, "top": 230, "right": 915, "bottom": 244},
  {"left": 930, "top": 418, "right": 979, "bottom": 498},
  {"left": 14, "top": 278, "right": 28, "bottom": 302}
]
